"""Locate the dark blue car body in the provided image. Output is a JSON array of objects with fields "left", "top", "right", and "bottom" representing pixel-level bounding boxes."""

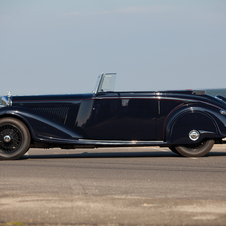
[{"left": 1, "top": 73, "right": 226, "bottom": 159}]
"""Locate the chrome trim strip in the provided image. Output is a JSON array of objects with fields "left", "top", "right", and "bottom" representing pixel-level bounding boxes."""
[
  {"left": 94, "top": 96, "right": 188, "bottom": 102},
  {"left": 78, "top": 139, "right": 166, "bottom": 146},
  {"left": 94, "top": 96, "right": 226, "bottom": 111},
  {"left": 199, "top": 130, "right": 215, "bottom": 134},
  {"left": 38, "top": 135, "right": 166, "bottom": 146}
]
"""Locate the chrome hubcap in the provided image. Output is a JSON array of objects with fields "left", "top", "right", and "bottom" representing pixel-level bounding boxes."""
[
  {"left": 189, "top": 130, "right": 200, "bottom": 141},
  {"left": 4, "top": 135, "right": 11, "bottom": 143}
]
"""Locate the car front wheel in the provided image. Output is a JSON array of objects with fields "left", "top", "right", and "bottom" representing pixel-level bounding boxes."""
[
  {"left": 175, "top": 139, "right": 215, "bottom": 157},
  {"left": 0, "top": 118, "right": 30, "bottom": 160}
]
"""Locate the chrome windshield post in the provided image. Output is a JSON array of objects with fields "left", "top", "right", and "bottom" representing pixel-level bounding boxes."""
[
  {"left": 93, "top": 73, "right": 116, "bottom": 94},
  {"left": 93, "top": 73, "right": 104, "bottom": 94}
]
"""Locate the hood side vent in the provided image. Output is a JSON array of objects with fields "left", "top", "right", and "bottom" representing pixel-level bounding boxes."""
[{"left": 32, "top": 107, "right": 69, "bottom": 124}]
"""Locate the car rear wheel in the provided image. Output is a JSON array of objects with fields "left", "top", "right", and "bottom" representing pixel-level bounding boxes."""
[
  {"left": 175, "top": 139, "right": 215, "bottom": 157},
  {"left": 169, "top": 147, "right": 181, "bottom": 155},
  {"left": 0, "top": 118, "right": 30, "bottom": 160}
]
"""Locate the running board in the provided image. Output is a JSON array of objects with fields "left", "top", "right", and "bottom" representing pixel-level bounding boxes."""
[
  {"left": 78, "top": 139, "right": 167, "bottom": 147},
  {"left": 38, "top": 135, "right": 167, "bottom": 147}
]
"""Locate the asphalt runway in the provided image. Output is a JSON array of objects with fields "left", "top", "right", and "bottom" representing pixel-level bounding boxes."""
[{"left": 1, "top": 145, "right": 226, "bottom": 225}]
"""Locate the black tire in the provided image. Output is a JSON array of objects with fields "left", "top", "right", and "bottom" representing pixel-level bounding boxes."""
[
  {"left": 175, "top": 139, "right": 215, "bottom": 157},
  {"left": 0, "top": 118, "right": 30, "bottom": 160},
  {"left": 169, "top": 146, "right": 181, "bottom": 155}
]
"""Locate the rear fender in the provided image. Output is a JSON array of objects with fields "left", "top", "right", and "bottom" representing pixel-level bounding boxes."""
[{"left": 165, "top": 106, "right": 222, "bottom": 145}]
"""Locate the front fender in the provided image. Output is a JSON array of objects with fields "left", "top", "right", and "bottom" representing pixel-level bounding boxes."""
[
  {"left": 165, "top": 105, "right": 226, "bottom": 145},
  {"left": 0, "top": 107, "right": 83, "bottom": 142}
]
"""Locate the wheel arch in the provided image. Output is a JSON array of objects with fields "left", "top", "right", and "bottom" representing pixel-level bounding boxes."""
[
  {"left": 0, "top": 113, "right": 35, "bottom": 143},
  {"left": 165, "top": 106, "right": 222, "bottom": 145}
]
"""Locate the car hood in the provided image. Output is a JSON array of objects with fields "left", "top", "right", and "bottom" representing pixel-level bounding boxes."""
[{"left": 12, "top": 93, "right": 94, "bottom": 105}]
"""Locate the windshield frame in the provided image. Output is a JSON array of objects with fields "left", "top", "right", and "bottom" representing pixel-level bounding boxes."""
[{"left": 93, "top": 73, "right": 117, "bottom": 94}]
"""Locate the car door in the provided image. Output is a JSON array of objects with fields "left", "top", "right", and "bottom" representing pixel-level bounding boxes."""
[{"left": 85, "top": 92, "right": 158, "bottom": 140}]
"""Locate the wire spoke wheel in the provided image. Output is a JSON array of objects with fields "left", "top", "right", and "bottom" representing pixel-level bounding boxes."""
[
  {"left": 0, "top": 118, "right": 30, "bottom": 160},
  {"left": 0, "top": 125, "right": 22, "bottom": 153}
]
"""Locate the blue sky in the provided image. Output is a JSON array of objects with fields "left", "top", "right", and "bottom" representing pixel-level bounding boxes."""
[{"left": 0, "top": 0, "right": 226, "bottom": 95}]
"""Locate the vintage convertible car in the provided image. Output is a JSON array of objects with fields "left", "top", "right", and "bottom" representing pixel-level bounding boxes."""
[{"left": 0, "top": 73, "right": 226, "bottom": 160}]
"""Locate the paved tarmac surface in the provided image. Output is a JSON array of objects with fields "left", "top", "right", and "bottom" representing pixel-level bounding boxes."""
[{"left": 1, "top": 145, "right": 226, "bottom": 225}]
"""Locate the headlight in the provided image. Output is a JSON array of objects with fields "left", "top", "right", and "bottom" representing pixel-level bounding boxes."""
[{"left": 0, "top": 95, "right": 12, "bottom": 108}]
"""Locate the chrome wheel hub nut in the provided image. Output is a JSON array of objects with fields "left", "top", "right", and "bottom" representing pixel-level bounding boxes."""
[
  {"left": 3, "top": 135, "right": 11, "bottom": 143},
  {"left": 189, "top": 130, "right": 200, "bottom": 141}
]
